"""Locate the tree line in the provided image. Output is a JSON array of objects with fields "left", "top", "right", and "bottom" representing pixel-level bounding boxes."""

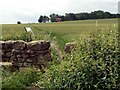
[{"left": 38, "top": 10, "right": 120, "bottom": 23}]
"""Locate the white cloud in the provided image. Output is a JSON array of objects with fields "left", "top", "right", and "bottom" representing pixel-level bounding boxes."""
[{"left": 0, "top": 0, "right": 119, "bottom": 24}]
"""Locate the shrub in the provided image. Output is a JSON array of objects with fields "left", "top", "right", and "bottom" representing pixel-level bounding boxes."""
[
  {"left": 17, "top": 32, "right": 33, "bottom": 42},
  {"left": 2, "top": 68, "right": 41, "bottom": 89},
  {"left": 34, "top": 30, "right": 119, "bottom": 89},
  {"left": 17, "top": 21, "right": 21, "bottom": 24}
]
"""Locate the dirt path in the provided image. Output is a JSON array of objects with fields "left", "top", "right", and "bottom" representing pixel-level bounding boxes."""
[{"left": 51, "top": 41, "right": 64, "bottom": 60}]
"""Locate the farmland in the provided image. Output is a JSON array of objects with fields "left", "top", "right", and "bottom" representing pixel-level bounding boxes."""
[
  {"left": 2, "top": 18, "right": 118, "bottom": 39},
  {"left": 1, "top": 18, "right": 119, "bottom": 89}
]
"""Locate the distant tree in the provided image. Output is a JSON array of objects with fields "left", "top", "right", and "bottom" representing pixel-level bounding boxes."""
[
  {"left": 90, "top": 10, "right": 107, "bottom": 19},
  {"left": 78, "top": 13, "right": 88, "bottom": 20},
  {"left": 65, "top": 13, "right": 76, "bottom": 21},
  {"left": 43, "top": 16, "right": 49, "bottom": 23},
  {"left": 38, "top": 10, "right": 120, "bottom": 23},
  {"left": 60, "top": 15, "right": 65, "bottom": 21},
  {"left": 50, "top": 13, "right": 59, "bottom": 22},
  {"left": 110, "top": 14, "right": 118, "bottom": 18},
  {"left": 74, "top": 13, "right": 81, "bottom": 20},
  {"left": 38, "top": 15, "right": 43, "bottom": 23},
  {"left": 116, "top": 13, "right": 120, "bottom": 18},
  {"left": 45, "top": 16, "right": 50, "bottom": 22},
  {"left": 17, "top": 21, "right": 21, "bottom": 24},
  {"left": 104, "top": 12, "right": 111, "bottom": 18}
]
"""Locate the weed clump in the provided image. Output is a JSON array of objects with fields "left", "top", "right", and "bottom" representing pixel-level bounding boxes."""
[
  {"left": 1, "top": 32, "right": 33, "bottom": 42},
  {"left": 2, "top": 68, "right": 41, "bottom": 89}
]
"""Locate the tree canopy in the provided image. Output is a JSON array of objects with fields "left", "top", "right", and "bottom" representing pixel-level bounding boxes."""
[{"left": 38, "top": 10, "right": 120, "bottom": 23}]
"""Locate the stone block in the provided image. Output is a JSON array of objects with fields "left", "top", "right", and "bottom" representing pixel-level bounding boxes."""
[
  {"left": 3, "top": 40, "right": 14, "bottom": 49},
  {"left": 64, "top": 42, "right": 76, "bottom": 53},
  {"left": 26, "top": 50, "right": 35, "bottom": 55},
  {"left": 17, "top": 58, "right": 25, "bottom": 63},
  {"left": 6, "top": 52, "right": 11, "bottom": 57},
  {"left": 12, "top": 49, "right": 22, "bottom": 54},
  {"left": 23, "top": 62, "right": 32, "bottom": 67},
  {"left": 26, "top": 58, "right": 33, "bottom": 63},
  {"left": 27, "top": 40, "right": 50, "bottom": 51},
  {"left": 0, "top": 41, "right": 5, "bottom": 49},
  {"left": 43, "top": 53, "right": 52, "bottom": 61},
  {"left": 22, "top": 54, "right": 28, "bottom": 59},
  {"left": 13, "top": 40, "right": 26, "bottom": 50},
  {"left": 12, "top": 62, "right": 23, "bottom": 67}
]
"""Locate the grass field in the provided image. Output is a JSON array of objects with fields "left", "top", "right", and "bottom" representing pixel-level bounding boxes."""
[{"left": 1, "top": 18, "right": 118, "bottom": 40}]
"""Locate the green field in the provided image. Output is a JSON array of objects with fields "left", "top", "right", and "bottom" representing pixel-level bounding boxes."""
[
  {"left": 1, "top": 18, "right": 119, "bottom": 89},
  {"left": 2, "top": 18, "right": 118, "bottom": 40}
]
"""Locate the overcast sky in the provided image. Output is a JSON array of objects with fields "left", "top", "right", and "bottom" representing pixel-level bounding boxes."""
[{"left": 0, "top": 0, "right": 119, "bottom": 24}]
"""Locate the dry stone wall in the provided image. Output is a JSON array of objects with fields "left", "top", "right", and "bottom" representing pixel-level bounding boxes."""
[
  {"left": 0, "top": 40, "right": 51, "bottom": 70},
  {"left": 64, "top": 42, "right": 76, "bottom": 53}
]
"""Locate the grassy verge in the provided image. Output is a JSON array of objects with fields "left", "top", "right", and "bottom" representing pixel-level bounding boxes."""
[{"left": 2, "top": 67, "right": 41, "bottom": 89}]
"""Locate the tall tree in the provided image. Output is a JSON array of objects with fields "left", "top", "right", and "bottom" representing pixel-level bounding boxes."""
[{"left": 50, "top": 13, "right": 58, "bottom": 22}]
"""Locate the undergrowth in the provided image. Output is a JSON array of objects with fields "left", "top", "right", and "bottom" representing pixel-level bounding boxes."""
[
  {"left": 34, "top": 30, "right": 119, "bottom": 89},
  {"left": 2, "top": 30, "right": 119, "bottom": 89},
  {"left": 2, "top": 68, "right": 41, "bottom": 89}
]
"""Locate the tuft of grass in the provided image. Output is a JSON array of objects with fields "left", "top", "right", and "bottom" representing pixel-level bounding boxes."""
[
  {"left": 1, "top": 32, "right": 34, "bottom": 42},
  {"left": 2, "top": 68, "right": 41, "bottom": 89}
]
